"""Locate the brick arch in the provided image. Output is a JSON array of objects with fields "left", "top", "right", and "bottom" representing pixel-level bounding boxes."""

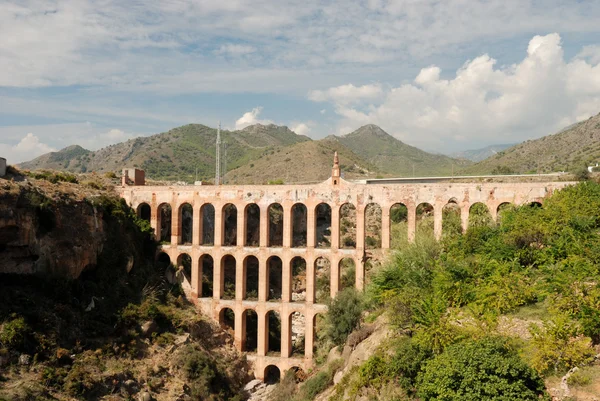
[
  {"left": 220, "top": 254, "right": 237, "bottom": 300},
  {"left": 244, "top": 203, "right": 261, "bottom": 247},
  {"left": 156, "top": 202, "right": 172, "bottom": 243},
  {"left": 177, "top": 202, "right": 193, "bottom": 245}
]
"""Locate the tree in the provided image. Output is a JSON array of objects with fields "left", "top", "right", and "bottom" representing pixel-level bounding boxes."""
[
  {"left": 418, "top": 338, "right": 548, "bottom": 401},
  {"left": 324, "top": 288, "right": 363, "bottom": 346}
]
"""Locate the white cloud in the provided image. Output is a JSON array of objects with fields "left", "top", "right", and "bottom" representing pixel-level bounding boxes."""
[
  {"left": 216, "top": 44, "right": 257, "bottom": 56},
  {"left": 234, "top": 107, "right": 274, "bottom": 130},
  {"left": 308, "top": 33, "right": 600, "bottom": 151},
  {"left": 308, "top": 84, "right": 383, "bottom": 105},
  {"left": 290, "top": 123, "right": 311, "bottom": 136},
  {"left": 0, "top": 133, "right": 55, "bottom": 164}
]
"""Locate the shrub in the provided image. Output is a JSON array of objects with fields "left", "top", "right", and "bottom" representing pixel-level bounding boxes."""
[
  {"left": 324, "top": 288, "right": 363, "bottom": 346},
  {"left": 418, "top": 338, "right": 548, "bottom": 401},
  {"left": 0, "top": 315, "right": 29, "bottom": 350}
]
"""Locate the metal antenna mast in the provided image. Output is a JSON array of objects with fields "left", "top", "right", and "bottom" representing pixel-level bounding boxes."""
[{"left": 215, "top": 122, "right": 221, "bottom": 185}]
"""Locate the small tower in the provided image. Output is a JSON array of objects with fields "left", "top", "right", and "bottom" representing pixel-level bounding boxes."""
[{"left": 332, "top": 151, "right": 340, "bottom": 185}]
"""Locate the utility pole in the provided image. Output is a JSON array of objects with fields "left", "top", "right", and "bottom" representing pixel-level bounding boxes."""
[{"left": 215, "top": 122, "right": 221, "bottom": 185}]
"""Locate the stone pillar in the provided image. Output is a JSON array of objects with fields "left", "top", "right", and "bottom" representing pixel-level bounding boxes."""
[
  {"left": 260, "top": 205, "right": 268, "bottom": 247},
  {"left": 407, "top": 204, "right": 416, "bottom": 243},
  {"left": 434, "top": 204, "right": 443, "bottom": 241},
  {"left": 192, "top": 205, "right": 201, "bottom": 246},
  {"left": 281, "top": 310, "right": 291, "bottom": 358},
  {"left": 191, "top": 255, "right": 200, "bottom": 298},
  {"left": 214, "top": 204, "right": 223, "bottom": 247},
  {"left": 461, "top": 205, "right": 470, "bottom": 233},
  {"left": 489, "top": 202, "right": 498, "bottom": 222},
  {"left": 305, "top": 256, "right": 315, "bottom": 304},
  {"left": 237, "top": 205, "right": 246, "bottom": 247},
  {"left": 150, "top": 197, "right": 158, "bottom": 240},
  {"left": 330, "top": 255, "right": 340, "bottom": 298},
  {"left": 258, "top": 257, "right": 268, "bottom": 302},
  {"left": 282, "top": 256, "right": 292, "bottom": 302},
  {"left": 356, "top": 206, "right": 365, "bottom": 251},
  {"left": 214, "top": 254, "right": 222, "bottom": 300},
  {"left": 306, "top": 204, "right": 316, "bottom": 248},
  {"left": 283, "top": 204, "right": 292, "bottom": 248},
  {"left": 196, "top": 255, "right": 204, "bottom": 297},
  {"left": 331, "top": 204, "right": 340, "bottom": 250},
  {"left": 235, "top": 307, "right": 244, "bottom": 350},
  {"left": 257, "top": 310, "right": 267, "bottom": 356},
  {"left": 171, "top": 202, "right": 180, "bottom": 245},
  {"left": 304, "top": 314, "right": 315, "bottom": 359},
  {"left": 355, "top": 256, "right": 364, "bottom": 291},
  {"left": 236, "top": 255, "right": 244, "bottom": 301},
  {"left": 381, "top": 205, "right": 391, "bottom": 249}
]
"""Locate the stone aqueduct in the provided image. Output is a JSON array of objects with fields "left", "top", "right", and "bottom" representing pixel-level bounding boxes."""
[{"left": 119, "top": 156, "right": 573, "bottom": 380}]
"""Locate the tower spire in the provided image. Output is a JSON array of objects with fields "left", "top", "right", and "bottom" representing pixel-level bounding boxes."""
[
  {"left": 331, "top": 151, "right": 340, "bottom": 185},
  {"left": 215, "top": 122, "right": 221, "bottom": 185}
]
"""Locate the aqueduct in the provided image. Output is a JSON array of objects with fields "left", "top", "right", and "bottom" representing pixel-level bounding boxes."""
[{"left": 119, "top": 154, "right": 574, "bottom": 380}]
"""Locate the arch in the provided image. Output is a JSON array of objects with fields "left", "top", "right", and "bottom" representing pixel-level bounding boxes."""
[
  {"left": 267, "top": 310, "right": 281, "bottom": 355},
  {"left": 314, "top": 257, "right": 331, "bottom": 304},
  {"left": 219, "top": 307, "right": 235, "bottom": 332},
  {"left": 245, "top": 203, "right": 260, "bottom": 247},
  {"left": 312, "top": 313, "right": 326, "bottom": 356},
  {"left": 442, "top": 201, "right": 462, "bottom": 238},
  {"left": 268, "top": 203, "right": 284, "bottom": 247},
  {"left": 315, "top": 203, "right": 332, "bottom": 248},
  {"left": 137, "top": 203, "right": 151, "bottom": 222},
  {"left": 289, "top": 311, "right": 306, "bottom": 357},
  {"left": 390, "top": 203, "right": 408, "bottom": 247},
  {"left": 264, "top": 365, "right": 281, "bottom": 384},
  {"left": 291, "top": 256, "right": 307, "bottom": 302},
  {"left": 222, "top": 203, "right": 237, "bottom": 246},
  {"left": 364, "top": 203, "right": 382, "bottom": 249},
  {"left": 200, "top": 203, "right": 215, "bottom": 245},
  {"left": 339, "top": 203, "right": 357, "bottom": 249},
  {"left": 243, "top": 309, "right": 258, "bottom": 352},
  {"left": 416, "top": 202, "right": 434, "bottom": 239},
  {"left": 529, "top": 201, "right": 543, "bottom": 208},
  {"left": 267, "top": 256, "right": 283, "bottom": 301},
  {"left": 291, "top": 203, "right": 307, "bottom": 247},
  {"left": 221, "top": 255, "right": 236, "bottom": 300},
  {"left": 339, "top": 258, "right": 356, "bottom": 291},
  {"left": 468, "top": 202, "right": 493, "bottom": 228},
  {"left": 176, "top": 253, "right": 192, "bottom": 282},
  {"left": 496, "top": 202, "right": 514, "bottom": 223},
  {"left": 178, "top": 203, "right": 193, "bottom": 245},
  {"left": 200, "top": 254, "right": 214, "bottom": 297},
  {"left": 157, "top": 203, "right": 172, "bottom": 243},
  {"left": 244, "top": 255, "right": 259, "bottom": 300},
  {"left": 156, "top": 252, "right": 171, "bottom": 270}
]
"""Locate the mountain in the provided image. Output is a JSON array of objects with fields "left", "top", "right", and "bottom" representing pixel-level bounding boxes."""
[
  {"left": 462, "top": 112, "right": 600, "bottom": 174},
  {"left": 20, "top": 124, "right": 311, "bottom": 181},
  {"left": 451, "top": 144, "right": 516, "bottom": 162},
  {"left": 336, "top": 124, "right": 471, "bottom": 176}
]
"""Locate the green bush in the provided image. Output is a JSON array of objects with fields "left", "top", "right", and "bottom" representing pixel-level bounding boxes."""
[
  {"left": 325, "top": 288, "right": 363, "bottom": 346},
  {"left": 0, "top": 315, "right": 29, "bottom": 350},
  {"left": 418, "top": 338, "right": 548, "bottom": 401}
]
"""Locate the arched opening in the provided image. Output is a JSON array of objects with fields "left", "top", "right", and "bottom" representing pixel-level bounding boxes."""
[
  {"left": 268, "top": 203, "right": 284, "bottom": 247},
  {"left": 243, "top": 309, "right": 258, "bottom": 352},
  {"left": 364, "top": 203, "right": 382, "bottom": 249},
  {"left": 289, "top": 311, "right": 306, "bottom": 357},
  {"left": 312, "top": 313, "right": 326, "bottom": 356},
  {"left": 157, "top": 203, "right": 172, "bottom": 243},
  {"left": 245, "top": 203, "right": 260, "bottom": 247},
  {"left": 497, "top": 202, "right": 514, "bottom": 223},
  {"left": 339, "top": 203, "right": 357, "bottom": 249},
  {"left": 221, "top": 255, "right": 236, "bottom": 300},
  {"left": 339, "top": 258, "right": 356, "bottom": 290},
  {"left": 200, "top": 204, "right": 215, "bottom": 245},
  {"left": 291, "top": 257, "right": 307, "bottom": 302},
  {"left": 442, "top": 200, "right": 462, "bottom": 238},
  {"left": 529, "top": 201, "right": 543, "bottom": 208},
  {"left": 468, "top": 202, "right": 493, "bottom": 228},
  {"left": 219, "top": 308, "right": 235, "bottom": 333},
  {"left": 267, "top": 256, "right": 283, "bottom": 301},
  {"left": 315, "top": 203, "right": 332, "bottom": 248},
  {"left": 314, "top": 257, "right": 331, "bottom": 303},
  {"left": 267, "top": 310, "right": 281, "bottom": 355},
  {"left": 264, "top": 365, "right": 281, "bottom": 384},
  {"left": 222, "top": 203, "right": 237, "bottom": 246},
  {"left": 156, "top": 252, "right": 171, "bottom": 270},
  {"left": 416, "top": 202, "right": 434, "bottom": 240},
  {"left": 179, "top": 203, "right": 193, "bottom": 245},
  {"left": 200, "top": 254, "right": 214, "bottom": 297},
  {"left": 244, "top": 255, "right": 259, "bottom": 300},
  {"left": 287, "top": 367, "right": 306, "bottom": 383},
  {"left": 176, "top": 253, "right": 192, "bottom": 282},
  {"left": 390, "top": 203, "right": 408, "bottom": 247},
  {"left": 291, "top": 203, "right": 307, "bottom": 247},
  {"left": 137, "top": 203, "right": 151, "bottom": 222}
]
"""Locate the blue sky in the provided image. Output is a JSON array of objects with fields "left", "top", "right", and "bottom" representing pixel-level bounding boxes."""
[{"left": 2, "top": 0, "right": 600, "bottom": 163}]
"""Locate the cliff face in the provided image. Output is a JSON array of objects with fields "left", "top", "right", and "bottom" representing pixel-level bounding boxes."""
[{"left": 0, "top": 181, "right": 108, "bottom": 278}]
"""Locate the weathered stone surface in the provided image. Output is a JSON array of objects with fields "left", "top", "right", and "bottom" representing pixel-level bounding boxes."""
[
  {"left": 18, "top": 354, "right": 31, "bottom": 365},
  {"left": 243, "top": 379, "right": 262, "bottom": 391},
  {"left": 140, "top": 320, "right": 158, "bottom": 337}
]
